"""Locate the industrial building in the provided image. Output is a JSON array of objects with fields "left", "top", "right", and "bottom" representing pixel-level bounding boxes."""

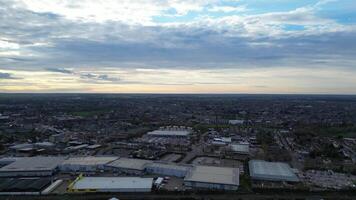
[
  {"left": 0, "top": 157, "right": 21, "bottom": 167},
  {"left": 249, "top": 160, "right": 299, "bottom": 182},
  {"left": 146, "top": 126, "right": 192, "bottom": 138},
  {"left": 0, "top": 157, "right": 65, "bottom": 177},
  {"left": 145, "top": 162, "right": 191, "bottom": 177},
  {"left": 68, "top": 176, "right": 153, "bottom": 193},
  {"left": 184, "top": 165, "right": 239, "bottom": 191},
  {"left": 229, "top": 143, "right": 249, "bottom": 155},
  {"left": 59, "top": 156, "right": 118, "bottom": 173},
  {"left": 105, "top": 158, "right": 152, "bottom": 175},
  {"left": 0, "top": 177, "right": 53, "bottom": 195}
]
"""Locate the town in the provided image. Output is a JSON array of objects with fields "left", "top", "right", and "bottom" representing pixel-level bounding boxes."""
[{"left": 0, "top": 94, "right": 355, "bottom": 199}]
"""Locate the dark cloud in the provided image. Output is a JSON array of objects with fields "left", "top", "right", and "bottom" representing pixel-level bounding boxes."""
[
  {"left": 80, "top": 73, "right": 120, "bottom": 82},
  {"left": 45, "top": 68, "right": 73, "bottom": 74},
  {"left": 0, "top": 72, "right": 20, "bottom": 79},
  {"left": 0, "top": 0, "right": 355, "bottom": 72}
]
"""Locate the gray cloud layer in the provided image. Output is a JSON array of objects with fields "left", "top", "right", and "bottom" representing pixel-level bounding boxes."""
[
  {"left": 0, "top": 72, "right": 19, "bottom": 79},
  {"left": 0, "top": 0, "right": 356, "bottom": 83}
]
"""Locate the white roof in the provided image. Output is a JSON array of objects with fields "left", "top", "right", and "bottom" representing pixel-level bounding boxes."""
[
  {"left": 147, "top": 130, "right": 190, "bottom": 136},
  {"left": 0, "top": 157, "right": 65, "bottom": 172},
  {"left": 9, "top": 143, "right": 33, "bottom": 150},
  {"left": 230, "top": 144, "right": 249, "bottom": 153},
  {"left": 249, "top": 160, "right": 299, "bottom": 182},
  {"left": 184, "top": 165, "right": 239, "bottom": 186},
  {"left": 229, "top": 120, "right": 244, "bottom": 125},
  {"left": 35, "top": 142, "right": 55, "bottom": 147},
  {"left": 146, "top": 162, "right": 191, "bottom": 171},
  {"left": 72, "top": 177, "right": 153, "bottom": 190},
  {"left": 106, "top": 158, "right": 152, "bottom": 170},
  {"left": 61, "top": 156, "right": 118, "bottom": 166}
]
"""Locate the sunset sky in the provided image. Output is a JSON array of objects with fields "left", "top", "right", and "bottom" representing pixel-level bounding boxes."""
[{"left": 1, "top": 0, "right": 356, "bottom": 93}]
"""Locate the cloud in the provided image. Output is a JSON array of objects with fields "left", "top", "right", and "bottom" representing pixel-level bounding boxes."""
[
  {"left": 45, "top": 68, "right": 73, "bottom": 74},
  {"left": 0, "top": 0, "right": 355, "bottom": 93},
  {"left": 80, "top": 73, "right": 120, "bottom": 83},
  {"left": 208, "top": 5, "right": 247, "bottom": 13},
  {"left": 0, "top": 72, "right": 20, "bottom": 79}
]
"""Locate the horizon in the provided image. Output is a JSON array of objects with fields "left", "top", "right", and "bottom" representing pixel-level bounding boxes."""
[{"left": 1, "top": 0, "right": 356, "bottom": 94}]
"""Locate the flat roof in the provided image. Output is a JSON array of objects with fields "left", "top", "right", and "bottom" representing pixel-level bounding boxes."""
[
  {"left": 146, "top": 162, "right": 191, "bottom": 171},
  {"left": 147, "top": 130, "right": 190, "bottom": 136},
  {"left": 249, "top": 160, "right": 299, "bottom": 182},
  {"left": 61, "top": 156, "right": 118, "bottom": 166},
  {"left": 184, "top": 165, "right": 239, "bottom": 186},
  {"left": 0, "top": 178, "right": 52, "bottom": 192},
  {"left": 72, "top": 177, "right": 153, "bottom": 190},
  {"left": 106, "top": 158, "right": 153, "bottom": 171},
  {"left": 230, "top": 144, "right": 249, "bottom": 153},
  {"left": 0, "top": 157, "right": 65, "bottom": 172}
]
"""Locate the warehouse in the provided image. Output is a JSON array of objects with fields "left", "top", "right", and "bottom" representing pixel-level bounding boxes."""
[
  {"left": 68, "top": 176, "right": 153, "bottom": 193},
  {"left": 59, "top": 156, "right": 118, "bottom": 173},
  {"left": 229, "top": 143, "right": 249, "bottom": 155},
  {"left": 0, "top": 157, "right": 65, "bottom": 177},
  {"left": 146, "top": 126, "right": 192, "bottom": 138},
  {"left": 0, "top": 157, "right": 21, "bottom": 167},
  {"left": 105, "top": 158, "right": 152, "bottom": 175},
  {"left": 145, "top": 162, "right": 191, "bottom": 177},
  {"left": 147, "top": 130, "right": 191, "bottom": 138},
  {"left": 184, "top": 166, "right": 239, "bottom": 191},
  {"left": 249, "top": 160, "right": 299, "bottom": 182},
  {"left": 0, "top": 177, "right": 53, "bottom": 195}
]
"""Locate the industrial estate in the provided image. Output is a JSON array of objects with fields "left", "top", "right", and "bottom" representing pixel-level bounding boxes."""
[{"left": 0, "top": 94, "right": 355, "bottom": 199}]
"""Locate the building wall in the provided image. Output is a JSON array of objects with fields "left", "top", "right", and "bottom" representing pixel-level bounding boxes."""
[
  {"left": 145, "top": 166, "right": 187, "bottom": 177},
  {"left": 105, "top": 166, "right": 144, "bottom": 176},
  {"left": 184, "top": 181, "right": 238, "bottom": 191},
  {"left": 69, "top": 187, "right": 151, "bottom": 193},
  {"left": 0, "top": 170, "right": 53, "bottom": 177},
  {"left": 59, "top": 164, "right": 102, "bottom": 172}
]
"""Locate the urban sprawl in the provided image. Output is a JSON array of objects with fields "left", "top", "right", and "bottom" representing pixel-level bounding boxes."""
[{"left": 0, "top": 94, "right": 355, "bottom": 199}]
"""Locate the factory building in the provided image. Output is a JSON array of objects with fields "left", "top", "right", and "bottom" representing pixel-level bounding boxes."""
[
  {"left": 145, "top": 162, "right": 191, "bottom": 177},
  {"left": 0, "top": 157, "right": 65, "bottom": 177},
  {"left": 249, "top": 160, "right": 299, "bottom": 182},
  {"left": 67, "top": 175, "right": 153, "bottom": 193},
  {"left": 105, "top": 158, "right": 153, "bottom": 175},
  {"left": 0, "top": 177, "right": 53, "bottom": 195},
  {"left": 229, "top": 143, "right": 249, "bottom": 155},
  {"left": 0, "top": 157, "right": 21, "bottom": 167},
  {"left": 59, "top": 156, "right": 118, "bottom": 173},
  {"left": 146, "top": 126, "right": 192, "bottom": 138},
  {"left": 184, "top": 166, "right": 239, "bottom": 191}
]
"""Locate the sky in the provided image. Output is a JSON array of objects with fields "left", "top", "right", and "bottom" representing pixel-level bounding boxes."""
[{"left": 0, "top": 0, "right": 356, "bottom": 94}]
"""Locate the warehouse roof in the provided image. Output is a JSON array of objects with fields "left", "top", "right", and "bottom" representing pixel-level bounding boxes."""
[
  {"left": 147, "top": 130, "right": 190, "bottom": 137},
  {"left": 106, "top": 158, "right": 152, "bottom": 171},
  {"left": 146, "top": 162, "right": 191, "bottom": 171},
  {"left": 72, "top": 177, "right": 153, "bottom": 190},
  {"left": 61, "top": 156, "right": 118, "bottom": 166},
  {"left": 184, "top": 165, "right": 239, "bottom": 186},
  {"left": 0, "top": 178, "right": 51, "bottom": 192},
  {"left": 0, "top": 157, "right": 65, "bottom": 172},
  {"left": 249, "top": 160, "right": 299, "bottom": 182},
  {"left": 230, "top": 144, "right": 249, "bottom": 154}
]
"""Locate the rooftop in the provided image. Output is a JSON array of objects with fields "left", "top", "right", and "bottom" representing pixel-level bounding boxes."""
[
  {"left": 0, "top": 157, "right": 65, "bottom": 172},
  {"left": 72, "top": 177, "right": 153, "bottom": 190},
  {"left": 146, "top": 162, "right": 191, "bottom": 171},
  {"left": 230, "top": 144, "right": 249, "bottom": 153},
  {"left": 249, "top": 160, "right": 299, "bottom": 182},
  {"left": 184, "top": 165, "right": 239, "bottom": 186},
  {"left": 106, "top": 158, "right": 152, "bottom": 171},
  {"left": 61, "top": 156, "right": 118, "bottom": 166},
  {"left": 147, "top": 130, "right": 191, "bottom": 137},
  {"left": 0, "top": 178, "right": 52, "bottom": 192}
]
